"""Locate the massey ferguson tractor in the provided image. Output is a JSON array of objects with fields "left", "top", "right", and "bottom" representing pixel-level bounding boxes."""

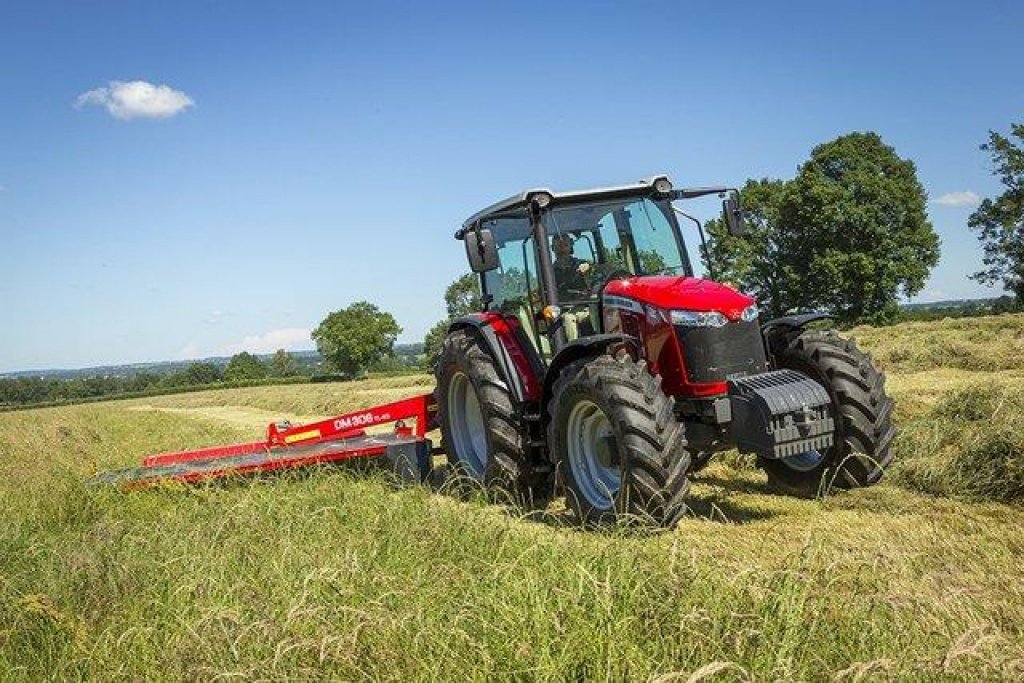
[
  {"left": 434, "top": 175, "right": 895, "bottom": 525},
  {"left": 101, "top": 175, "right": 895, "bottom": 528}
]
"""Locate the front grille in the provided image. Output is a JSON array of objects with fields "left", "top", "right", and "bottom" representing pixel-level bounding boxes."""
[{"left": 674, "top": 319, "right": 768, "bottom": 384}]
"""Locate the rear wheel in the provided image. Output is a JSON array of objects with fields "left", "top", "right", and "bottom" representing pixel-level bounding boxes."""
[
  {"left": 435, "top": 329, "right": 546, "bottom": 506},
  {"left": 761, "top": 329, "right": 896, "bottom": 496},
  {"left": 547, "top": 351, "right": 691, "bottom": 526}
]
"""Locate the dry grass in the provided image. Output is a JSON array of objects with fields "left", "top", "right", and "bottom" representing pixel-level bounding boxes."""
[
  {"left": 1, "top": 316, "right": 1023, "bottom": 680},
  {"left": 848, "top": 313, "right": 1024, "bottom": 373}
]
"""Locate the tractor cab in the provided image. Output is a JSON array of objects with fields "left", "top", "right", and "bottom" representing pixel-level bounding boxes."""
[
  {"left": 460, "top": 176, "right": 714, "bottom": 360},
  {"left": 485, "top": 190, "right": 693, "bottom": 356}
]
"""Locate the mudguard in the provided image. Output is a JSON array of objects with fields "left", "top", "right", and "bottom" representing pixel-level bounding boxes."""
[
  {"left": 447, "top": 313, "right": 544, "bottom": 404},
  {"left": 761, "top": 312, "right": 832, "bottom": 336}
]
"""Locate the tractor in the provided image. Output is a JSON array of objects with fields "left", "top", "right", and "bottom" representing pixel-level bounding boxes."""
[{"left": 435, "top": 175, "right": 895, "bottom": 525}]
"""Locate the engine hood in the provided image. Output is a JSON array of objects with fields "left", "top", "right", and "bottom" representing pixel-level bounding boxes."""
[{"left": 604, "top": 276, "right": 755, "bottom": 321}]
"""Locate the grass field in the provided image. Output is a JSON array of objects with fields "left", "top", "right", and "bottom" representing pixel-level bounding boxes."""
[{"left": 2, "top": 316, "right": 1023, "bottom": 680}]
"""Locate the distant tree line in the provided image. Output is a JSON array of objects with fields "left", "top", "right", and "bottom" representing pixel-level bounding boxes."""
[
  {"left": 1, "top": 339, "right": 429, "bottom": 408},
  {"left": 0, "top": 349, "right": 303, "bottom": 408},
  {"left": 890, "top": 295, "right": 1022, "bottom": 324}
]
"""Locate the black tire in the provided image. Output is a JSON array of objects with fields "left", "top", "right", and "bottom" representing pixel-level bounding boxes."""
[
  {"left": 547, "top": 350, "right": 691, "bottom": 526},
  {"left": 434, "top": 329, "right": 547, "bottom": 506},
  {"left": 761, "top": 329, "right": 896, "bottom": 496}
]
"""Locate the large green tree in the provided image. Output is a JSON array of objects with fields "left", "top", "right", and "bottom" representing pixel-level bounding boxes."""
[
  {"left": 444, "top": 273, "right": 482, "bottom": 318},
  {"left": 968, "top": 123, "right": 1024, "bottom": 302},
  {"left": 705, "top": 179, "right": 796, "bottom": 318},
  {"left": 224, "top": 351, "right": 268, "bottom": 381},
  {"left": 313, "top": 301, "right": 402, "bottom": 377},
  {"left": 707, "top": 132, "right": 940, "bottom": 324},
  {"left": 422, "top": 274, "right": 482, "bottom": 364}
]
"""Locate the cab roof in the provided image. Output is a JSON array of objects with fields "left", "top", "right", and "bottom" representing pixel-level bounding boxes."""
[{"left": 457, "top": 174, "right": 672, "bottom": 237}]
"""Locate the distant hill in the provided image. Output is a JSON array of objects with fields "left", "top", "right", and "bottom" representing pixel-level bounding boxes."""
[
  {"left": 2, "top": 344, "right": 425, "bottom": 381},
  {"left": 901, "top": 296, "right": 1007, "bottom": 311}
]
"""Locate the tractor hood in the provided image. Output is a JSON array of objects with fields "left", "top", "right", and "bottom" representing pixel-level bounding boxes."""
[{"left": 604, "top": 276, "right": 756, "bottom": 321}]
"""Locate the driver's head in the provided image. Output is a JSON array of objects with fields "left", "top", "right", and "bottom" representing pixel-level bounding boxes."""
[{"left": 552, "top": 233, "right": 573, "bottom": 258}]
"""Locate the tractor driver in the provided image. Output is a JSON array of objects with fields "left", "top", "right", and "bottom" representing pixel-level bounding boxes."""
[{"left": 551, "top": 233, "right": 592, "bottom": 299}]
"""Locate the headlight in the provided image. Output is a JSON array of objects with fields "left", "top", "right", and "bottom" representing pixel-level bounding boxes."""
[
  {"left": 741, "top": 304, "right": 759, "bottom": 322},
  {"left": 670, "top": 309, "right": 728, "bottom": 328}
]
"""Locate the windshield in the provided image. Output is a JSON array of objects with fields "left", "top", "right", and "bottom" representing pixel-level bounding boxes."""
[{"left": 545, "top": 197, "right": 692, "bottom": 302}]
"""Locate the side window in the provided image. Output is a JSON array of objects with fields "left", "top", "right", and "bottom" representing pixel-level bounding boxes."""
[
  {"left": 626, "top": 199, "right": 685, "bottom": 276},
  {"left": 571, "top": 235, "right": 596, "bottom": 262},
  {"left": 594, "top": 210, "right": 628, "bottom": 270},
  {"left": 482, "top": 218, "right": 537, "bottom": 313}
]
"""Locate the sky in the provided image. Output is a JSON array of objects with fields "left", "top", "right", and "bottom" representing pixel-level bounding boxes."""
[{"left": 0, "top": 0, "right": 1021, "bottom": 373}]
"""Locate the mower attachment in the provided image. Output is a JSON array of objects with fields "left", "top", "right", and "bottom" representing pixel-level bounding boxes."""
[{"left": 95, "top": 394, "right": 437, "bottom": 488}]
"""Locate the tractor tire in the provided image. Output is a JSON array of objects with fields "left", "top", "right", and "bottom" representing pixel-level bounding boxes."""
[
  {"left": 547, "top": 350, "right": 691, "bottom": 526},
  {"left": 434, "top": 329, "right": 545, "bottom": 506},
  {"left": 761, "top": 329, "right": 896, "bottom": 496}
]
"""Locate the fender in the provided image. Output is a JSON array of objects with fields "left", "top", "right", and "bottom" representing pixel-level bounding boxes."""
[
  {"left": 447, "top": 313, "right": 544, "bottom": 404},
  {"left": 760, "top": 312, "right": 833, "bottom": 358},
  {"left": 541, "top": 334, "right": 638, "bottom": 415},
  {"left": 761, "top": 312, "right": 832, "bottom": 336}
]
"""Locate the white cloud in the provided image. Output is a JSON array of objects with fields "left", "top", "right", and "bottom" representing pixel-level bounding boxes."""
[
  {"left": 221, "top": 328, "right": 312, "bottom": 355},
  {"left": 204, "top": 310, "right": 227, "bottom": 325},
  {"left": 175, "top": 342, "right": 201, "bottom": 361},
  {"left": 933, "top": 191, "right": 980, "bottom": 207},
  {"left": 74, "top": 80, "right": 194, "bottom": 120}
]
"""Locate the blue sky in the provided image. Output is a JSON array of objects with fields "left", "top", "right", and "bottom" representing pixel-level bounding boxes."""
[{"left": 1, "top": 0, "right": 1021, "bottom": 372}]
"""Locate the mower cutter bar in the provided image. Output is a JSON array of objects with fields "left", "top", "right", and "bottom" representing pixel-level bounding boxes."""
[{"left": 94, "top": 393, "right": 438, "bottom": 488}]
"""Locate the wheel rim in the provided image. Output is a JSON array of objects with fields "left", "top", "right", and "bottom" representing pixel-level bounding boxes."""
[
  {"left": 447, "top": 372, "right": 488, "bottom": 479},
  {"left": 566, "top": 399, "right": 620, "bottom": 510},
  {"left": 780, "top": 449, "right": 826, "bottom": 472}
]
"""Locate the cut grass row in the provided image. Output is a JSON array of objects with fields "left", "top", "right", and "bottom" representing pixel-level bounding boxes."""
[
  {"left": 1, "top": 315, "right": 1023, "bottom": 679},
  {"left": 2, "top": 402, "right": 1021, "bottom": 679}
]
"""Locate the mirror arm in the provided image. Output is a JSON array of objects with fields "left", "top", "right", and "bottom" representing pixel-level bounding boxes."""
[
  {"left": 671, "top": 186, "right": 733, "bottom": 200},
  {"left": 672, "top": 208, "right": 716, "bottom": 281}
]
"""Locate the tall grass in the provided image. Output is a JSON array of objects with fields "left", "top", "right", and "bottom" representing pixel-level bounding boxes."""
[
  {"left": 2, "top": 318, "right": 1024, "bottom": 679},
  {"left": 893, "top": 383, "right": 1024, "bottom": 503}
]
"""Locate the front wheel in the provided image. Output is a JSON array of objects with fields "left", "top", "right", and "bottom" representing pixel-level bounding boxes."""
[
  {"left": 547, "top": 351, "right": 691, "bottom": 526},
  {"left": 760, "top": 329, "right": 896, "bottom": 496}
]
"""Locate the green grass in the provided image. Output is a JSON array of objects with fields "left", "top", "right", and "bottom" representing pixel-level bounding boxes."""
[{"left": 2, "top": 317, "right": 1024, "bottom": 680}]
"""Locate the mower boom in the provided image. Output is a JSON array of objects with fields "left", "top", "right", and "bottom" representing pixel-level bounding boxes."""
[{"left": 95, "top": 394, "right": 438, "bottom": 488}]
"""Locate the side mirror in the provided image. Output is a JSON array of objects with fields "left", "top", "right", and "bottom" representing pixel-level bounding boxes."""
[
  {"left": 465, "top": 227, "right": 499, "bottom": 273},
  {"left": 723, "top": 197, "right": 746, "bottom": 237}
]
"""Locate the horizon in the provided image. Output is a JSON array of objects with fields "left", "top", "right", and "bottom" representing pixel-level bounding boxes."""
[{"left": 2, "top": 1, "right": 1021, "bottom": 373}]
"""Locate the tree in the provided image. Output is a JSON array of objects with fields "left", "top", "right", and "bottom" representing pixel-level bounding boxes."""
[
  {"left": 705, "top": 179, "right": 796, "bottom": 318},
  {"left": 312, "top": 301, "right": 402, "bottom": 376},
  {"left": 422, "top": 320, "right": 449, "bottom": 366},
  {"left": 224, "top": 352, "right": 268, "bottom": 382},
  {"left": 417, "top": 274, "right": 481, "bottom": 366},
  {"left": 176, "top": 362, "right": 222, "bottom": 386},
  {"left": 969, "top": 123, "right": 1024, "bottom": 302},
  {"left": 422, "top": 274, "right": 482, "bottom": 366},
  {"left": 707, "top": 132, "right": 940, "bottom": 325},
  {"left": 269, "top": 348, "right": 298, "bottom": 377},
  {"left": 444, "top": 273, "right": 481, "bottom": 318}
]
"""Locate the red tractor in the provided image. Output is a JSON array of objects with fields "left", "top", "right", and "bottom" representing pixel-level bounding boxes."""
[{"left": 435, "top": 175, "right": 895, "bottom": 525}]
